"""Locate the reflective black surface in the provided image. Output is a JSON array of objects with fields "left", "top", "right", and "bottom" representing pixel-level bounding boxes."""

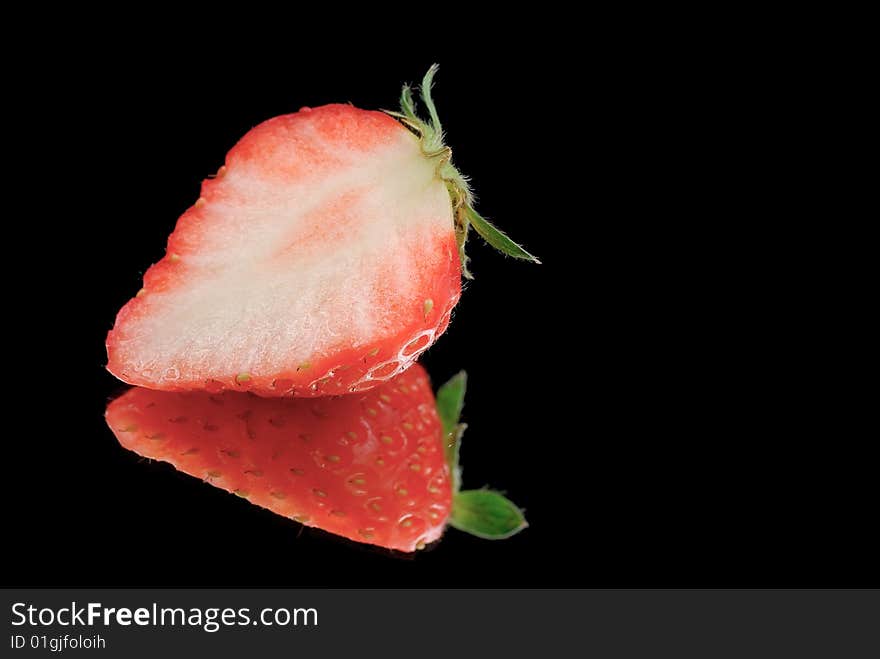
[{"left": 10, "top": 42, "right": 873, "bottom": 587}]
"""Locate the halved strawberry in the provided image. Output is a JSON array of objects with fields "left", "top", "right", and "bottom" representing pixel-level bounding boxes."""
[
  {"left": 105, "top": 365, "right": 525, "bottom": 552},
  {"left": 106, "top": 66, "right": 537, "bottom": 397}
]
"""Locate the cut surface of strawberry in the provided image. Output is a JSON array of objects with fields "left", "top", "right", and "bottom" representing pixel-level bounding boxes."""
[{"left": 106, "top": 67, "right": 536, "bottom": 397}]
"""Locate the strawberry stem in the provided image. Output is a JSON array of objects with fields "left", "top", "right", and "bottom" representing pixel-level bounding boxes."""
[{"left": 385, "top": 65, "right": 540, "bottom": 278}]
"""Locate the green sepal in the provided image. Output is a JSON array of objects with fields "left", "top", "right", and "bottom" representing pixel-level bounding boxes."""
[
  {"left": 466, "top": 206, "right": 541, "bottom": 263},
  {"left": 400, "top": 85, "right": 417, "bottom": 123},
  {"left": 447, "top": 423, "right": 466, "bottom": 494},
  {"left": 436, "top": 371, "right": 467, "bottom": 493},
  {"left": 450, "top": 489, "right": 528, "bottom": 540},
  {"left": 436, "top": 370, "right": 467, "bottom": 439}
]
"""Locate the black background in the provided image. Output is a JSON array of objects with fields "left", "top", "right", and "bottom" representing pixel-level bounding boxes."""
[{"left": 9, "top": 34, "right": 875, "bottom": 587}]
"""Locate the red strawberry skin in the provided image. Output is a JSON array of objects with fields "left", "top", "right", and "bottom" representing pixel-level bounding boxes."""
[
  {"left": 105, "top": 364, "right": 452, "bottom": 552},
  {"left": 106, "top": 104, "right": 460, "bottom": 397}
]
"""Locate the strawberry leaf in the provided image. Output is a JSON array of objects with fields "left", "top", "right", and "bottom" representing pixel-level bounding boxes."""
[
  {"left": 450, "top": 489, "right": 528, "bottom": 540},
  {"left": 447, "top": 424, "right": 466, "bottom": 494},
  {"left": 436, "top": 371, "right": 466, "bottom": 438},
  {"left": 465, "top": 206, "right": 541, "bottom": 263},
  {"left": 436, "top": 371, "right": 467, "bottom": 493}
]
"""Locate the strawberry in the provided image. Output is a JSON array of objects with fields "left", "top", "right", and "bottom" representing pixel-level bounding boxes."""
[
  {"left": 105, "top": 365, "right": 526, "bottom": 552},
  {"left": 106, "top": 66, "right": 537, "bottom": 397}
]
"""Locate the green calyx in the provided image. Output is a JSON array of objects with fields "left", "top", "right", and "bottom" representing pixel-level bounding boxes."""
[
  {"left": 386, "top": 65, "right": 540, "bottom": 278},
  {"left": 435, "top": 371, "right": 528, "bottom": 540}
]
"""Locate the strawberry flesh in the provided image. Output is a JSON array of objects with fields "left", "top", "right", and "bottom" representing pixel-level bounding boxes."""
[{"left": 107, "top": 104, "right": 460, "bottom": 397}]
